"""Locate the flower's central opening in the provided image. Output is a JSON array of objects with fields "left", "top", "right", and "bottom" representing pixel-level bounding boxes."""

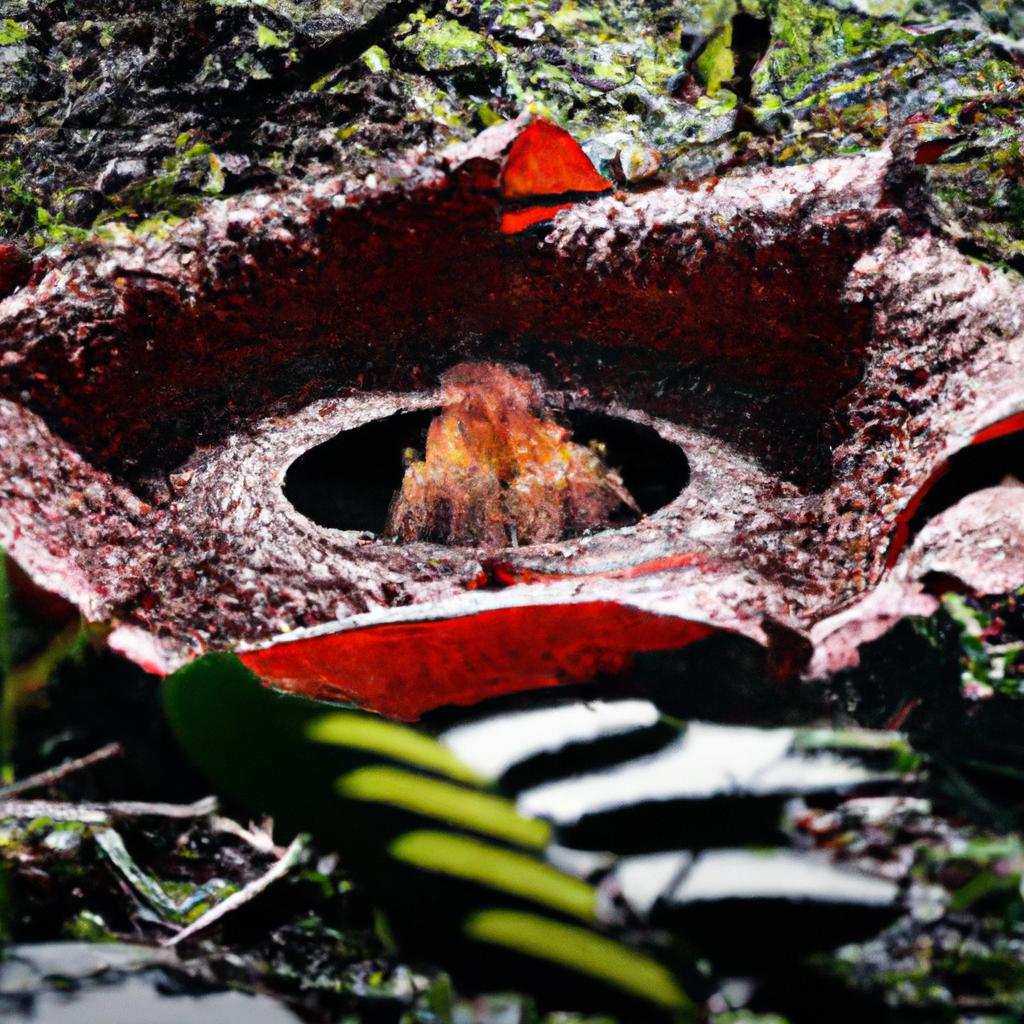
[{"left": 282, "top": 363, "right": 691, "bottom": 545}]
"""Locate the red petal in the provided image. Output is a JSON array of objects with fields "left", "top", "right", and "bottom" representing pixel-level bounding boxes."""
[
  {"left": 499, "top": 202, "right": 574, "bottom": 235},
  {"left": 240, "top": 602, "right": 714, "bottom": 720},
  {"left": 886, "top": 411, "right": 1024, "bottom": 567},
  {"left": 970, "top": 411, "right": 1024, "bottom": 445},
  {"left": 500, "top": 119, "right": 611, "bottom": 200}
]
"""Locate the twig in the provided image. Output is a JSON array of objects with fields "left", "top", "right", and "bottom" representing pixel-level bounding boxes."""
[
  {"left": 163, "top": 834, "right": 309, "bottom": 947},
  {"left": 209, "top": 814, "right": 280, "bottom": 855},
  {"left": 103, "top": 796, "right": 219, "bottom": 819},
  {"left": 0, "top": 742, "right": 123, "bottom": 798},
  {"left": 0, "top": 799, "right": 109, "bottom": 824},
  {"left": 0, "top": 795, "right": 217, "bottom": 824}
]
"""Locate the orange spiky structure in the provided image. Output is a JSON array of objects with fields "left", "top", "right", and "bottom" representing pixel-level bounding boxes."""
[{"left": 386, "top": 364, "right": 638, "bottom": 547}]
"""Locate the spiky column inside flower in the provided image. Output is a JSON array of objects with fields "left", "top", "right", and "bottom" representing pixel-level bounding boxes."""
[{"left": 386, "top": 364, "right": 639, "bottom": 547}]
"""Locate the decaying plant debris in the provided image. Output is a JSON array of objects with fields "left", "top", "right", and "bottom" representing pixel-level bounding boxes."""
[{"left": 4, "top": 621, "right": 1024, "bottom": 1023}]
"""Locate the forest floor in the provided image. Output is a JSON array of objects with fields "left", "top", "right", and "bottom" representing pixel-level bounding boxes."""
[{"left": 2, "top": 580, "right": 1024, "bottom": 1024}]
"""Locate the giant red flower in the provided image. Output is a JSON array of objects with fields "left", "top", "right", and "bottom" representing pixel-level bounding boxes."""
[{"left": 2, "top": 118, "right": 1023, "bottom": 717}]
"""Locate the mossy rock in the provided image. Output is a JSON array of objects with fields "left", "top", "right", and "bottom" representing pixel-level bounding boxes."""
[{"left": 0, "top": 0, "right": 1021, "bottom": 267}]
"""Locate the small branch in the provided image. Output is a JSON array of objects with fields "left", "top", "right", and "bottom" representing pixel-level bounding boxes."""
[
  {"left": 0, "top": 795, "right": 217, "bottom": 824},
  {"left": 104, "top": 796, "right": 219, "bottom": 820},
  {"left": 163, "top": 834, "right": 309, "bottom": 948},
  {"left": 209, "top": 814, "right": 280, "bottom": 855},
  {"left": 0, "top": 799, "right": 109, "bottom": 824},
  {"left": 0, "top": 742, "right": 123, "bottom": 798}
]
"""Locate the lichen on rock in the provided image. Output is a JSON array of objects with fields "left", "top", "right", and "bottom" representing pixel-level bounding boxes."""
[{"left": 1, "top": 0, "right": 1022, "bottom": 266}]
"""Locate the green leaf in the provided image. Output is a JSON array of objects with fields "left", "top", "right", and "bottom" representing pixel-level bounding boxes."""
[
  {"left": 161, "top": 656, "right": 691, "bottom": 1017},
  {"left": 389, "top": 830, "right": 597, "bottom": 921},
  {"left": 162, "top": 653, "right": 332, "bottom": 819},
  {"left": 464, "top": 909, "right": 692, "bottom": 1014},
  {"left": 336, "top": 766, "right": 551, "bottom": 849},
  {"left": 307, "top": 713, "right": 483, "bottom": 785}
]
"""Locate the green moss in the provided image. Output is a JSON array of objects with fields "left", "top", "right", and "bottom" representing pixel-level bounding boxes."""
[
  {"left": 756, "top": 0, "right": 912, "bottom": 102},
  {"left": 95, "top": 211, "right": 187, "bottom": 243},
  {"left": 33, "top": 220, "right": 89, "bottom": 251},
  {"left": 477, "top": 101, "right": 503, "bottom": 126},
  {"left": 398, "top": 15, "right": 497, "bottom": 73},
  {"left": 360, "top": 44, "right": 390, "bottom": 73},
  {"left": 64, "top": 910, "right": 117, "bottom": 943},
  {"left": 695, "top": 22, "right": 735, "bottom": 96},
  {"left": 0, "top": 160, "right": 38, "bottom": 237},
  {"left": 453, "top": 0, "right": 714, "bottom": 175},
  {"left": 160, "top": 878, "right": 240, "bottom": 923},
  {"left": 738, "top": 0, "right": 1024, "bottom": 172},
  {"left": 696, "top": 86, "right": 738, "bottom": 114},
  {"left": 234, "top": 51, "right": 273, "bottom": 80},
  {"left": 941, "top": 168, "right": 1024, "bottom": 259},
  {"left": 98, "top": 136, "right": 227, "bottom": 235},
  {"left": 0, "top": 19, "right": 28, "bottom": 46},
  {"left": 388, "top": 71, "right": 474, "bottom": 131},
  {"left": 255, "top": 23, "right": 289, "bottom": 49},
  {"left": 161, "top": 880, "right": 199, "bottom": 903},
  {"left": 4, "top": 0, "right": 1024, "bottom": 250}
]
